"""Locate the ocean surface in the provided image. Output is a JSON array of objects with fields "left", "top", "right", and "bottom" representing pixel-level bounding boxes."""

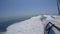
[
  {"left": 0, "top": 15, "right": 59, "bottom": 34},
  {"left": 0, "top": 17, "right": 30, "bottom": 32},
  {"left": 0, "top": 17, "right": 60, "bottom": 34},
  {"left": 0, "top": 15, "right": 56, "bottom": 34}
]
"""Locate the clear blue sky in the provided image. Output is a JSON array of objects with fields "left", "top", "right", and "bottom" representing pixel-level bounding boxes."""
[{"left": 0, "top": 0, "right": 58, "bottom": 18}]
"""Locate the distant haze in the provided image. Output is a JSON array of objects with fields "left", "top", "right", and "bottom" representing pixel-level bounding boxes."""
[{"left": 0, "top": 0, "right": 58, "bottom": 18}]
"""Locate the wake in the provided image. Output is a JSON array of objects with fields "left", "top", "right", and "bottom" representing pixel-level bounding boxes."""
[{"left": 0, "top": 15, "right": 57, "bottom": 34}]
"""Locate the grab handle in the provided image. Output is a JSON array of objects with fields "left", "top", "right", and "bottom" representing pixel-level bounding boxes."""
[{"left": 49, "top": 22, "right": 60, "bottom": 32}]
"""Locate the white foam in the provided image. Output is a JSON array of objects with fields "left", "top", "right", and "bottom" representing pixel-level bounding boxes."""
[{"left": 2, "top": 15, "right": 55, "bottom": 34}]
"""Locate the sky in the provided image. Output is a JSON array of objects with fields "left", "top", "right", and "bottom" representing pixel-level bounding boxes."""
[{"left": 0, "top": 0, "right": 58, "bottom": 18}]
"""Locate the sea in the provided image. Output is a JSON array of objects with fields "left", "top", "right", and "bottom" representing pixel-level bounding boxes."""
[
  {"left": 0, "top": 16, "right": 56, "bottom": 34},
  {"left": 0, "top": 17, "right": 30, "bottom": 32}
]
